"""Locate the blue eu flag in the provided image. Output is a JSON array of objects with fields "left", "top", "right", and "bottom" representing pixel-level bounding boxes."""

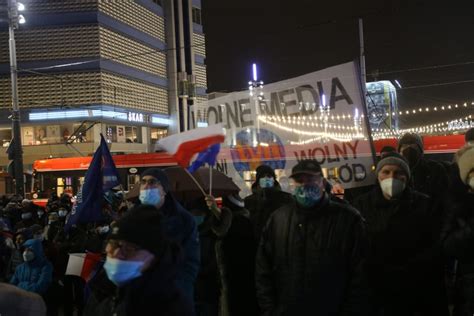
[{"left": 65, "top": 135, "right": 120, "bottom": 231}]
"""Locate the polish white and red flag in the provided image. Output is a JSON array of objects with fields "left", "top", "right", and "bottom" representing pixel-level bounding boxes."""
[{"left": 156, "top": 124, "right": 226, "bottom": 168}]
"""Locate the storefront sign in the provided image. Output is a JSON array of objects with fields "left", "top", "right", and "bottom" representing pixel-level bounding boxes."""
[{"left": 128, "top": 112, "right": 144, "bottom": 123}]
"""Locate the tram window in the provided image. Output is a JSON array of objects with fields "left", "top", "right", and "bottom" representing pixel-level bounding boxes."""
[
  {"left": 57, "top": 178, "right": 64, "bottom": 196},
  {"left": 128, "top": 175, "right": 140, "bottom": 190}
]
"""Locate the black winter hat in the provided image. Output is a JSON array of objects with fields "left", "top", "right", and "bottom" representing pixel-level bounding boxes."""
[
  {"left": 290, "top": 159, "right": 323, "bottom": 178},
  {"left": 255, "top": 165, "right": 276, "bottom": 182},
  {"left": 109, "top": 204, "right": 165, "bottom": 256},
  {"left": 141, "top": 168, "right": 171, "bottom": 193},
  {"left": 398, "top": 133, "right": 424, "bottom": 153}
]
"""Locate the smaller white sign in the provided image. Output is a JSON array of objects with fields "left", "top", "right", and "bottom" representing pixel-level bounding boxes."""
[{"left": 128, "top": 112, "right": 144, "bottom": 123}]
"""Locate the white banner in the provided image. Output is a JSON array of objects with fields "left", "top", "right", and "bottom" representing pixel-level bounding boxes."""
[{"left": 192, "top": 62, "right": 375, "bottom": 195}]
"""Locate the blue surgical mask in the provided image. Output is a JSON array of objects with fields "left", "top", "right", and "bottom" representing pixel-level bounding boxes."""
[
  {"left": 104, "top": 257, "right": 144, "bottom": 286},
  {"left": 139, "top": 188, "right": 161, "bottom": 206},
  {"left": 294, "top": 185, "right": 323, "bottom": 208},
  {"left": 259, "top": 177, "right": 275, "bottom": 189},
  {"left": 194, "top": 215, "right": 205, "bottom": 226}
]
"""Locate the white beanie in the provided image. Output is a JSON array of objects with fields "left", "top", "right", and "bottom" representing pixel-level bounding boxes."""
[{"left": 456, "top": 145, "right": 474, "bottom": 184}]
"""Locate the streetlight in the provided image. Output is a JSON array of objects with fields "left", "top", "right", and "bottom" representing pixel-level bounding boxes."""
[
  {"left": 6, "top": 0, "right": 25, "bottom": 196},
  {"left": 248, "top": 63, "right": 264, "bottom": 147}
]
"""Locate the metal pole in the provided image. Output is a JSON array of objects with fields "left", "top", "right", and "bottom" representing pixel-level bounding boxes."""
[
  {"left": 8, "top": 15, "right": 25, "bottom": 197},
  {"left": 358, "top": 18, "right": 377, "bottom": 165},
  {"left": 177, "top": 0, "right": 188, "bottom": 132},
  {"left": 358, "top": 18, "right": 367, "bottom": 86}
]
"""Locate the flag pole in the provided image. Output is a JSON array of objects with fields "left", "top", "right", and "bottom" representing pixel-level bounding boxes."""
[
  {"left": 184, "top": 168, "right": 207, "bottom": 196},
  {"left": 209, "top": 166, "right": 213, "bottom": 196}
]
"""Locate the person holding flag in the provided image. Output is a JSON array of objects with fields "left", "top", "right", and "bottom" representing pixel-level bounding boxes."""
[
  {"left": 65, "top": 135, "right": 121, "bottom": 232},
  {"left": 138, "top": 168, "right": 199, "bottom": 311}
]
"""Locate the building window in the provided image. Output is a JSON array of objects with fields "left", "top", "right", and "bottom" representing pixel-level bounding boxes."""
[
  {"left": 192, "top": 7, "right": 202, "bottom": 25},
  {"left": 150, "top": 127, "right": 168, "bottom": 145},
  {"left": 0, "top": 128, "right": 12, "bottom": 147},
  {"left": 21, "top": 124, "right": 91, "bottom": 146},
  {"left": 106, "top": 125, "right": 142, "bottom": 143}
]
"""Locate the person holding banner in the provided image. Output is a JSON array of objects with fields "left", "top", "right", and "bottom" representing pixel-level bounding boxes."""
[
  {"left": 138, "top": 168, "right": 200, "bottom": 311},
  {"left": 255, "top": 160, "right": 369, "bottom": 315}
]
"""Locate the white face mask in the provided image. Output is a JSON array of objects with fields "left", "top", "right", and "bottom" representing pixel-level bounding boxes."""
[
  {"left": 380, "top": 178, "right": 406, "bottom": 198},
  {"left": 23, "top": 251, "right": 35, "bottom": 262}
]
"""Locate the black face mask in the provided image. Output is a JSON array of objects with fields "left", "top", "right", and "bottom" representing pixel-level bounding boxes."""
[{"left": 402, "top": 147, "right": 421, "bottom": 167}]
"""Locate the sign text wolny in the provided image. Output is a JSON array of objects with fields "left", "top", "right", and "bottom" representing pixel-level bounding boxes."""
[{"left": 203, "top": 77, "right": 354, "bottom": 129}]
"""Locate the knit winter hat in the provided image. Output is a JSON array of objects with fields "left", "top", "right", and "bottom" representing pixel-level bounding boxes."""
[
  {"left": 398, "top": 133, "right": 424, "bottom": 153},
  {"left": 375, "top": 152, "right": 411, "bottom": 180},
  {"left": 141, "top": 168, "right": 171, "bottom": 193},
  {"left": 456, "top": 145, "right": 474, "bottom": 184},
  {"left": 109, "top": 204, "right": 165, "bottom": 256},
  {"left": 256, "top": 165, "right": 276, "bottom": 182}
]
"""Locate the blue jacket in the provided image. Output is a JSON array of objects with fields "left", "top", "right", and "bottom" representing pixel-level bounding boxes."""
[
  {"left": 160, "top": 197, "right": 200, "bottom": 304},
  {"left": 10, "top": 239, "right": 53, "bottom": 295}
]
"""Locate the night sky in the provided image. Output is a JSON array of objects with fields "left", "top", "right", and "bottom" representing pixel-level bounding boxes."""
[{"left": 202, "top": 1, "right": 474, "bottom": 128}]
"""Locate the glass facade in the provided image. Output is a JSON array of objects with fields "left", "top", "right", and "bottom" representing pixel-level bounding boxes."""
[
  {"left": 150, "top": 127, "right": 168, "bottom": 144},
  {"left": 20, "top": 123, "right": 92, "bottom": 146},
  {"left": 105, "top": 124, "right": 142, "bottom": 143}
]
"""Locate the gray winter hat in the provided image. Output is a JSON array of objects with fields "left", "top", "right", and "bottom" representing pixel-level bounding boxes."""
[{"left": 375, "top": 152, "right": 411, "bottom": 180}]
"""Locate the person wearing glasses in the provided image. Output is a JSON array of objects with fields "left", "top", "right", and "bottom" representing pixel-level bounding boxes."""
[
  {"left": 255, "top": 160, "right": 369, "bottom": 315},
  {"left": 137, "top": 168, "right": 199, "bottom": 312},
  {"left": 84, "top": 205, "right": 193, "bottom": 315}
]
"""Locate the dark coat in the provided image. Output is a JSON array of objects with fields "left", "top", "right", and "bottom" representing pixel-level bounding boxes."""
[
  {"left": 244, "top": 183, "right": 293, "bottom": 242},
  {"left": 441, "top": 188, "right": 474, "bottom": 316},
  {"left": 353, "top": 186, "right": 448, "bottom": 316},
  {"left": 411, "top": 158, "right": 448, "bottom": 199},
  {"left": 256, "top": 195, "right": 369, "bottom": 316},
  {"left": 221, "top": 208, "right": 259, "bottom": 316},
  {"left": 158, "top": 197, "right": 200, "bottom": 305},
  {"left": 84, "top": 248, "right": 192, "bottom": 316},
  {"left": 194, "top": 206, "right": 232, "bottom": 312}
]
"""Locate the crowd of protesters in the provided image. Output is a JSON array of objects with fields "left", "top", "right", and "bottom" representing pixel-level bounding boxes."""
[{"left": 0, "top": 129, "right": 473, "bottom": 316}]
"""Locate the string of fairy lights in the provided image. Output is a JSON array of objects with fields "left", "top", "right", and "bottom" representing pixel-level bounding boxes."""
[{"left": 255, "top": 100, "right": 473, "bottom": 141}]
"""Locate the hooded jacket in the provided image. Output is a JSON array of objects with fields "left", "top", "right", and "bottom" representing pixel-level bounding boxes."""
[
  {"left": 256, "top": 195, "right": 369, "bottom": 316},
  {"left": 244, "top": 182, "right": 293, "bottom": 242},
  {"left": 10, "top": 239, "right": 53, "bottom": 295}
]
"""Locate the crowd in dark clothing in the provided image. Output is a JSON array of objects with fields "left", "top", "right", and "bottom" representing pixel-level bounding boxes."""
[{"left": 0, "top": 131, "right": 473, "bottom": 316}]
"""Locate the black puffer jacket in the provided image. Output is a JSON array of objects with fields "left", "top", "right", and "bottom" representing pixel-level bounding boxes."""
[
  {"left": 441, "top": 188, "right": 474, "bottom": 316},
  {"left": 244, "top": 183, "right": 293, "bottom": 242},
  {"left": 256, "top": 195, "right": 369, "bottom": 316},
  {"left": 353, "top": 186, "right": 448, "bottom": 316}
]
